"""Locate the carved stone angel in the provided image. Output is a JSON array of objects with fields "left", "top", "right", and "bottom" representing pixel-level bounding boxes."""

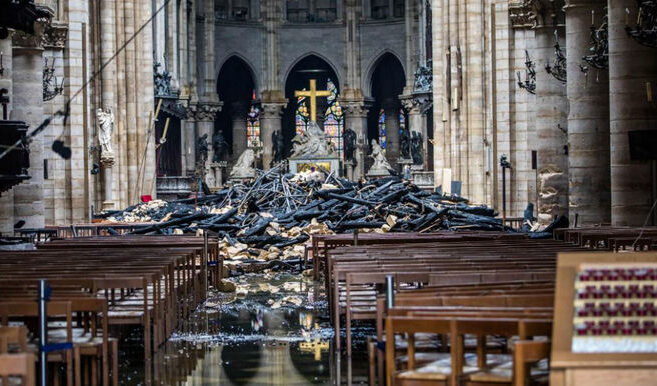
[
  {"left": 367, "top": 139, "right": 392, "bottom": 176},
  {"left": 96, "top": 108, "right": 114, "bottom": 163},
  {"left": 230, "top": 148, "right": 256, "bottom": 178}
]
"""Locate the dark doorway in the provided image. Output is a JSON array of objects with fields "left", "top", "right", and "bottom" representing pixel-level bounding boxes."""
[
  {"left": 155, "top": 112, "right": 182, "bottom": 176},
  {"left": 216, "top": 56, "right": 256, "bottom": 160},
  {"left": 283, "top": 55, "right": 340, "bottom": 158}
]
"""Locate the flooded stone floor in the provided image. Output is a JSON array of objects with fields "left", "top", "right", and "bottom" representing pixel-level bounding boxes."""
[{"left": 118, "top": 272, "right": 371, "bottom": 385}]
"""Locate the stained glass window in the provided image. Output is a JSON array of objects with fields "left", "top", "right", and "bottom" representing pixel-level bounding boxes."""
[
  {"left": 378, "top": 109, "right": 387, "bottom": 149},
  {"left": 323, "top": 78, "right": 344, "bottom": 157},
  {"left": 295, "top": 92, "right": 310, "bottom": 135},
  {"left": 247, "top": 104, "right": 261, "bottom": 148}
]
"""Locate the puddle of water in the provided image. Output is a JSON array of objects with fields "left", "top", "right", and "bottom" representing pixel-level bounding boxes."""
[{"left": 118, "top": 273, "right": 370, "bottom": 385}]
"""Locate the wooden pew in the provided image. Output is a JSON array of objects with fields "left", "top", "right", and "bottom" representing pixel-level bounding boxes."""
[{"left": 385, "top": 315, "right": 552, "bottom": 386}]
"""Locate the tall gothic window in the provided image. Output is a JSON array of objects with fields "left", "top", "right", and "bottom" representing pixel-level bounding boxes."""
[
  {"left": 371, "top": 0, "right": 404, "bottom": 20},
  {"left": 215, "top": 0, "right": 228, "bottom": 19},
  {"left": 247, "top": 94, "right": 261, "bottom": 148},
  {"left": 232, "top": 0, "right": 249, "bottom": 20},
  {"left": 393, "top": 0, "right": 404, "bottom": 18},
  {"left": 323, "top": 78, "right": 344, "bottom": 157},
  {"left": 399, "top": 108, "right": 406, "bottom": 132},
  {"left": 215, "top": 0, "right": 250, "bottom": 20},
  {"left": 378, "top": 109, "right": 387, "bottom": 149},
  {"left": 287, "top": 0, "right": 337, "bottom": 22},
  {"left": 295, "top": 93, "right": 310, "bottom": 135}
]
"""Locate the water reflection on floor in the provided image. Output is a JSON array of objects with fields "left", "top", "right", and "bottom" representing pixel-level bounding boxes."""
[{"left": 119, "top": 273, "right": 370, "bottom": 385}]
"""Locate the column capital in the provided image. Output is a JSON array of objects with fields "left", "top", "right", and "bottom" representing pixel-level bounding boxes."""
[
  {"left": 41, "top": 21, "right": 68, "bottom": 49},
  {"left": 341, "top": 98, "right": 372, "bottom": 118},
  {"left": 186, "top": 101, "right": 223, "bottom": 121},
  {"left": 260, "top": 101, "right": 286, "bottom": 118},
  {"left": 400, "top": 92, "right": 432, "bottom": 114}
]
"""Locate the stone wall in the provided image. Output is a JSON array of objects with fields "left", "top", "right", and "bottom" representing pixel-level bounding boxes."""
[{"left": 0, "top": 0, "right": 156, "bottom": 233}]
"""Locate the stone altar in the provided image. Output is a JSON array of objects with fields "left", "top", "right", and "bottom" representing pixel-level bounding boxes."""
[{"left": 289, "top": 121, "right": 340, "bottom": 175}]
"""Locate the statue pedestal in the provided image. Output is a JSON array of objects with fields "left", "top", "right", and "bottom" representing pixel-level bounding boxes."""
[
  {"left": 344, "top": 159, "right": 355, "bottom": 181},
  {"left": 101, "top": 160, "right": 115, "bottom": 210},
  {"left": 398, "top": 158, "right": 413, "bottom": 179},
  {"left": 367, "top": 166, "right": 391, "bottom": 178},
  {"left": 229, "top": 170, "right": 255, "bottom": 183},
  {"left": 289, "top": 157, "right": 340, "bottom": 175},
  {"left": 209, "top": 161, "right": 227, "bottom": 189}
]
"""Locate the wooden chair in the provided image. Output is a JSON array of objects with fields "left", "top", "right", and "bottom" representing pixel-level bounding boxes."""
[{"left": 0, "top": 353, "right": 36, "bottom": 386}]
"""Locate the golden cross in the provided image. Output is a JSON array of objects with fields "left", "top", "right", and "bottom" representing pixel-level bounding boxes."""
[{"left": 294, "top": 79, "right": 332, "bottom": 123}]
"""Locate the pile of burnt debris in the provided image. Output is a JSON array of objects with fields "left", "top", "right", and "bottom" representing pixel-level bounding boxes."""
[{"left": 97, "top": 167, "right": 556, "bottom": 263}]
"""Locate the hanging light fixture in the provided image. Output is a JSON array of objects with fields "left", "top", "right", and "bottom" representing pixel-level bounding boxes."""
[
  {"left": 625, "top": 1, "right": 657, "bottom": 48},
  {"left": 43, "top": 57, "right": 64, "bottom": 101},
  {"left": 517, "top": 50, "right": 537, "bottom": 94},
  {"left": 545, "top": 30, "right": 567, "bottom": 83}
]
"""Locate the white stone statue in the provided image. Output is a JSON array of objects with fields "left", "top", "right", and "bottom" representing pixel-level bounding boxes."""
[
  {"left": 96, "top": 108, "right": 114, "bottom": 163},
  {"left": 230, "top": 148, "right": 256, "bottom": 178},
  {"left": 291, "top": 121, "right": 335, "bottom": 158},
  {"left": 367, "top": 139, "right": 392, "bottom": 176}
]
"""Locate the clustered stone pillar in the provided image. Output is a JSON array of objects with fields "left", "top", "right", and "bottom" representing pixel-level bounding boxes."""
[
  {"left": 534, "top": 22, "right": 569, "bottom": 226},
  {"left": 192, "top": 103, "right": 222, "bottom": 182},
  {"left": 0, "top": 36, "right": 13, "bottom": 234},
  {"left": 260, "top": 0, "right": 286, "bottom": 170},
  {"left": 231, "top": 101, "right": 249, "bottom": 163},
  {"left": 401, "top": 94, "right": 431, "bottom": 169},
  {"left": 565, "top": 0, "right": 610, "bottom": 226},
  {"left": 608, "top": 0, "right": 657, "bottom": 226},
  {"left": 184, "top": 121, "right": 196, "bottom": 175},
  {"left": 383, "top": 99, "right": 400, "bottom": 168},
  {"left": 343, "top": 100, "right": 370, "bottom": 179},
  {"left": 342, "top": 0, "right": 368, "bottom": 180},
  {"left": 260, "top": 102, "right": 286, "bottom": 169},
  {"left": 11, "top": 33, "right": 45, "bottom": 229}
]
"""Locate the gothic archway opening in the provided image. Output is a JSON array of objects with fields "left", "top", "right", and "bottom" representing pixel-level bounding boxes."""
[
  {"left": 367, "top": 53, "right": 405, "bottom": 168},
  {"left": 216, "top": 56, "right": 257, "bottom": 164},
  {"left": 283, "top": 55, "right": 342, "bottom": 159}
]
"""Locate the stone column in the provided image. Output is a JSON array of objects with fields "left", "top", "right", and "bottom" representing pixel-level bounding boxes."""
[
  {"left": 192, "top": 102, "right": 222, "bottom": 174},
  {"left": 383, "top": 99, "right": 400, "bottom": 168},
  {"left": 260, "top": 102, "right": 286, "bottom": 169},
  {"left": 183, "top": 121, "right": 196, "bottom": 175},
  {"left": 11, "top": 32, "right": 44, "bottom": 229},
  {"left": 401, "top": 92, "right": 431, "bottom": 169},
  {"left": 230, "top": 101, "right": 249, "bottom": 162},
  {"left": 533, "top": 4, "right": 569, "bottom": 226},
  {"left": 608, "top": 0, "right": 657, "bottom": 226},
  {"left": 260, "top": 0, "right": 286, "bottom": 170},
  {"left": 343, "top": 99, "right": 370, "bottom": 179},
  {"left": 0, "top": 37, "right": 14, "bottom": 234},
  {"left": 403, "top": 0, "right": 418, "bottom": 95},
  {"left": 565, "top": 0, "right": 610, "bottom": 226}
]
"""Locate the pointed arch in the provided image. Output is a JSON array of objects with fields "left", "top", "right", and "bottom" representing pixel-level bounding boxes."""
[
  {"left": 216, "top": 53, "right": 259, "bottom": 95},
  {"left": 364, "top": 49, "right": 406, "bottom": 97},
  {"left": 283, "top": 52, "right": 342, "bottom": 90}
]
